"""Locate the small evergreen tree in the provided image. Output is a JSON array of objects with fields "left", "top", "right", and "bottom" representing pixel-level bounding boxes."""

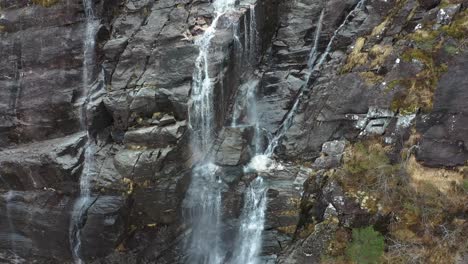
[{"left": 345, "top": 226, "right": 384, "bottom": 264}]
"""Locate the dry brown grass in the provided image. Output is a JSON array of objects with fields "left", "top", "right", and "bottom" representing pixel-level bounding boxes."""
[
  {"left": 32, "top": 0, "right": 60, "bottom": 7},
  {"left": 406, "top": 156, "right": 464, "bottom": 194}
]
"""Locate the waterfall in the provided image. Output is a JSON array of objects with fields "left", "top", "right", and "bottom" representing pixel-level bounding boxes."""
[
  {"left": 248, "top": 5, "right": 258, "bottom": 65},
  {"left": 69, "top": 0, "right": 99, "bottom": 263},
  {"left": 231, "top": 177, "right": 267, "bottom": 264},
  {"left": 184, "top": 163, "right": 223, "bottom": 264},
  {"left": 230, "top": 7, "right": 268, "bottom": 259},
  {"left": 184, "top": 0, "right": 237, "bottom": 263},
  {"left": 263, "top": 9, "right": 325, "bottom": 157},
  {"left": 264, "top": 0, "right": 365, "bottom": 156},
  {"left": 231, "top": 4, "right": 259, "bottom": 127},
  {"left": 1, "top": 189, "right": 21, "bottom": 263},
  {"left": 307, "top": 9, "right": 325, "bottom": 71},
  {"left": 235, "top": 7, "right": 367, "bottom": 258},
  {"left": 229, "top": 4, "right": 268, "bottom": 263},
  {"left": 316, "top": 0, "right": 366, "bottom": 67},
  {"left": 231, "top": 79, "right": 259, "bottom": 128},
  {"left": 233, "top": 23, "right": 243, "bottom": 56}
]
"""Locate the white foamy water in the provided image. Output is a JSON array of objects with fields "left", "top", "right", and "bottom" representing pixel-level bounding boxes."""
[
  {"left": 248, "top": 5, "right": 257, "bottom": 65},
  {"left": 184, "top": 163, "right": 224, "bottom": 264},
  {"left": 231, "top": 177, "right": 267, "bottom": 264},
  {"left": 184, "top": 1, "right": 237, "bottom": 263},
  {"left": 69, "top": 0, "right": 99, "bottom": 263}
]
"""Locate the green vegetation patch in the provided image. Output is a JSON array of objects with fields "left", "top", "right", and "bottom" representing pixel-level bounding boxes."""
[
  {"left": 343, "top": 141, "right": 394, "bottom": 177},
  {"left": 345, "top": 226, "right": 385, "bottom": 264},
  {"left": 390, "top": 48, "right": 448, "bottom": 114},
  {"left": 441, "top": 9, "right": 468, "bottom": 39}
]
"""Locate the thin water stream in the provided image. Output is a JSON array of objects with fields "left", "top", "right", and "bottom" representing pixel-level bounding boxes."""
[
  {"left": 184, "top": 1, "right": 237, "bottom": 263},
  {"left": 235, "top": 3, "right": 366, "bottom": 262},
  {"left": 69, "top": 0, "right": 99, "bottom": 263},
  {"left": 265, "top": 0, "right": 365, "bottom": 156}
]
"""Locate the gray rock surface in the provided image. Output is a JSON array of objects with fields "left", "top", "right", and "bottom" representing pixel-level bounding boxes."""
[{"left": 0, "top": 0, "right": 467, "bottom": 262}]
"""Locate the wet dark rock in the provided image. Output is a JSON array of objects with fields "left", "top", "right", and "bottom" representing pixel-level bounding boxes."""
[
  {"left": 215, "top": 126, "right": 255, "bottom": 166},
  {"left": 159, "top": 114, "right": 177, "bottom": 126},
  {"left": 416, "top": 52, "right": 468, "bottom": 167},
  {"left": 0, "top": 190, "right": 74, "bottom": 262},
  {"left": 1, "top": 0, "right": 467, "bottom": 262},
  {"left": 0, "top": 133, "right": 86, "bottom": 190},
  {"left": 123, "top": 121, "right": 186, "bottom": 148},
  {"left": 418, "top": 0, "right": 441, "bottom": 10},
  {"left": 80, "top": 195, "right": 128, "bottom": 260}
]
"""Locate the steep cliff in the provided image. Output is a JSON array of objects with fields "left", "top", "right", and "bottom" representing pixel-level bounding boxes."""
[{"left": 0, "top": 0, "right": 467, "bottom": 263}]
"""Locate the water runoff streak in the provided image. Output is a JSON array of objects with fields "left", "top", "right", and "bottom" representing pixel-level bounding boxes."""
[
  {"left": 0, "top": 186, "right": 22, "bottom": 263},
  {"left": 230, "top": 78, "right": 267, "bottom": 264},
  {"left": 229, "top": 5, "right": 268, "bottom": 262},
  {"left": 231, "top": 177, "right": 267, "bottom": 264},
  {"left": 264, "top": 0, "right": 365, "bottom": 157},
  {"left": 235, "top": 3, "right": 365, "bottom": 261},
  {"left": 184, "top": 0, "right": 236, "bottom": 263},
  {"left": 69, "top": 0, "right": 99, "bottom": 263}
]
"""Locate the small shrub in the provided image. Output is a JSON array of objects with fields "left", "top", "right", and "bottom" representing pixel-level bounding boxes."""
[
  {"left": 344, "top": 142, "right": 390, "bottom": 176},
  {"left": 346, "top": 226, "right": 385, "bottom": 264}
]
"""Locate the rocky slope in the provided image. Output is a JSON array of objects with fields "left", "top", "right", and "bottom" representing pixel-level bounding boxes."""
[{"left": 0, "top": 0, "right": 467, "bottom": 263}]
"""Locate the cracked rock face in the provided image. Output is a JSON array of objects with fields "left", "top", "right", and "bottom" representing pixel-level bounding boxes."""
[{"left": 1, "top": 0, "right": 467, "bottom": 262}]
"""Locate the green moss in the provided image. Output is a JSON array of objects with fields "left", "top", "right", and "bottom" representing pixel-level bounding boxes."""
[
  {"left": 344, "top": 142, "right": 390, "bottom": 176},
  {"left": 444, "top": 44, "right": 459, "bottom": 55},
  {"left": 371, "top": 0, "right": 408, "bottom": 37},
  {"left": 385, "top": 79, "right": 401, "bottom": 91},
  {"left": 391, "top": 48, "right": 448, "bottom": 113},
  {"left": 391, "top": 101, "right": 419, "bottom": 115},
  {"left": 401, "top": 48, "right": 432, "bottom": 64},
  {"left": 408, "top": 30, "right": 440, "bottom": 51},
  {"left": 390, "top": 79, "right": 423, "bottom": 114},
  {"left": 32, "top": 0, "right": 60, "bottom": 7},
  {"left": 439, "top": 0, "right": 453, "bottom": 8},
  {"left": 462, "top": 179, "right": 468, "bottom": 192},
  {"left": 360, "top": 72, "right": 384, "bottom": 85},
  {"left": 345, "top": 226, "right": 385, "bottom": 264},
  {"left": 441, "top": 10, "right": 468, "bottom": 39}
]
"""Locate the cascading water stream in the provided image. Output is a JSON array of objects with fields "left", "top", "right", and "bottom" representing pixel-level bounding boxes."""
[
  {"left": 248, "top": 5, "right": 258, "bottom": 65},
  {"left": 230, "top": 78, "right": 268, "bottom": 263},
  {"left": 0, "top": 185, "right": 22, "bottom": 263},
  {"left": 184, "top": 1, "right": 236, "bottom": 263},
  {"left": 69, "top": 0, "right": 99, "bottom": 263},
  {"left": 307, "top": 9, "right": 325, "bottom": 73},
  {"left": 263, "top": 9, "right": 325, "bottom": 156},
  {"left": 264, "top": 0, "right": 365, "bottom": 156},
  {"left": 230, "top": 5, "right": 268, "bottom": 262},
  {"left": 231, "top": 177, "right": 267, "bottom": 264},
  {"left": 316, "top": 0, "right": 366, "bottom": 66},
  {"left": 232, "top": 4, "right": 364, "bottom": 260},
  {"left": 231, "top": 4, "right": 258, "bottom": 126}
]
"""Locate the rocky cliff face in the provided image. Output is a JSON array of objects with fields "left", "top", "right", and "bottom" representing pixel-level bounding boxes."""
[{"left": 0, "top": 0, "right": 467, "bottom": 263}]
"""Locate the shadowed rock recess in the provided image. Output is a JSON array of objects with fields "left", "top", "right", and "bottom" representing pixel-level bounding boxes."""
[{"left": 0, "top": 0, "right": 467, "bottom": 263}]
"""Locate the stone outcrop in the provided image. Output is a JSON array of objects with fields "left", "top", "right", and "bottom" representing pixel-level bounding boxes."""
[{"left": 0, "top": 0, "right": 467, "bottom": 262}]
